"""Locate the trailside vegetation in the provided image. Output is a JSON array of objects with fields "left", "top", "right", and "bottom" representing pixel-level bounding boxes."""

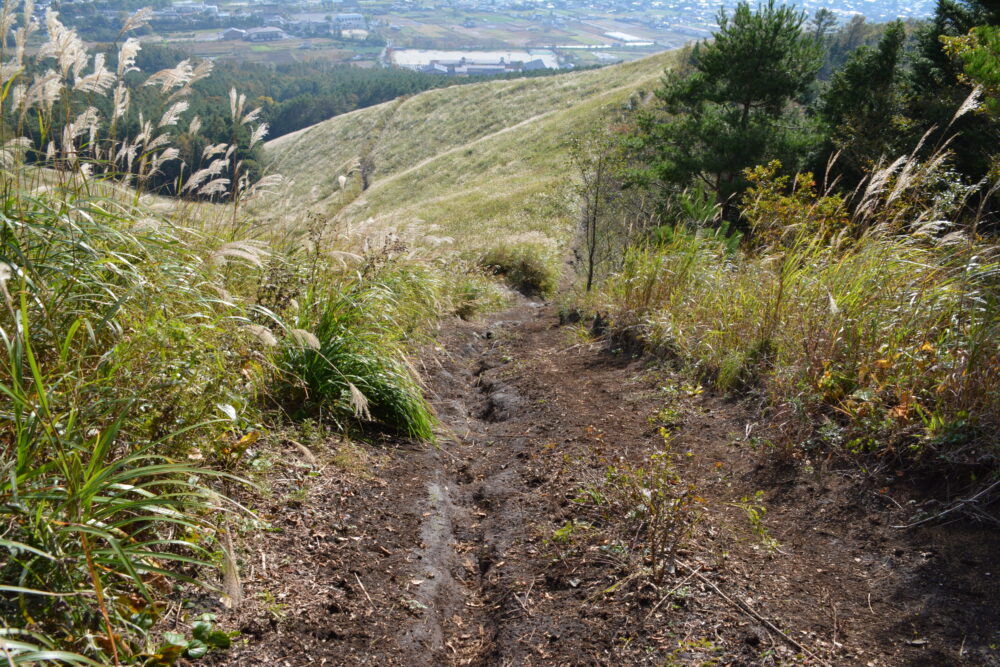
[
  {"left": 578, "top": 0, "right": 999, "bottom": 476},
  {"left": 625, "top": 0, "right": 823, "bottom": 210}
]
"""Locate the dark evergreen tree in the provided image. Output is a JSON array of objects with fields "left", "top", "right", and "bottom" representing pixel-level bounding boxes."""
[
  {"left": 908, "top": 0, "right": 1000, "bottom": 187},
  {"left": 820, "top": 21, "right": 908, "bottom": 181},
  {"left": 628, "top": 0, "right": 823, "bottom": 210},
  {"left": 810, "top": 8, "right": 837, "bottom": 42},
  {"left": 817, "top": 15, "right": 885, "bottom": 80}
]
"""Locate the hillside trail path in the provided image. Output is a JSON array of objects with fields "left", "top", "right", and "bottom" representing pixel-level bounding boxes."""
[{"left": 215, "top": 300, "right": 1000, "bottom": 666}]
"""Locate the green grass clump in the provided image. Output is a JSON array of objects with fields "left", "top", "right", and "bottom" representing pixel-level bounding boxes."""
[
  {"left": 0, "top": 175, "right": 266, "bottom": 662},
  {"left": 480, "top": 238, "right": 560, "bottom": 296},
  {"left": 281, "top": 265, "right": 437, "bottom": 440},
  {"left": 449, "top": 271, "right": 510, "bottom": 319}
]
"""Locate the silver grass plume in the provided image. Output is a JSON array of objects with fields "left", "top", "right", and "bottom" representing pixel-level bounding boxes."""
[
  {"left": 74, "top": 53, "right": 114, "bottom": 93},
  {"left": 112, "top": 83, "right": 130, "bottom": 122},
  {"left": 68, "top": 106, "right": 100, "bottom": 140},
  {"left": 229, "top": 88, "right": 246, "bottom": 123},
  {"left": 133, "top": 114, "right": 152, "bottom": 145},
  {"left": 201, "top": 142, "right": 229, "bottom": 160},
  {"left": 149, "top": 147, "right": 180, "bottom": 175},
  {"left": 145, "top": 132, "right": 172, "bottom": 154},
  {"left": 234, "top": 171, "right": 249, "bottom": 198},
  {"left": 240, "top": 107, "right": 261, "bottom": 126},
  {"left": 13, "top": 0, "right": 39, "bottom": 67},
  {"left": 826, "top": 289, "right": 839, "bottom": 315},
  {"left": 244, "top": 173, "right": 284, "bottom": 200},
  {"left": 183, "top": 156, "right": 228, "bottom": 193},
  {"left": 159, "top": 100, "right": 189, "bottom": 128},
  {"left": 11, "top": 83, "right": 24, "bottom": 112},
  {"left": 115, "top": 140, "right": 138, "bottom": 173},
  {"left": 243, "top": 324, "right": 277, "bottom": 347},
  {"left": 288, "top": 328, "right": 321, "bottom": 350},
  {"left": 145, "top": 59, "right": 194, "bottom": 93},
  {"left": 21, "top": 71, "right": 61, "bottom": 117},
  {"left": 190, "top": 59, "right": 214, "bottom": 84},
  {"left": 951, "top": 87, "right": 982, "bottom": 125},
  {"left": 0, "top": 137, "right": 31, "bottom": 169},
  {"left": 0, "top": 0, "right": 15, "bottom": 42},
  {"left": 199, "top": 177, "right": 231, "bottom": 198},
  {"left": 118, "top": 7, "right": 152, "bottom": 37},
  {"left": 0, "top": 62, "right": 21, "bottom": 87},
  {"left": 348, "top": 383, "right": 371, "bottom": 420},
  {"left": 188, "top": 116, "right": 202, "bottom": 137},
  {"left": 209, "top": 241, "right": 270, "bottom": 268},
  {"left": 168, "top": 60, "right": 213, "bottom": 101},
  {"left": 856, "top": 154, "right": 906, "bottom": 221},
  {"left": 0, "top": 6, "right": 17, "bottom": 58},
  {"left": 248, "top": 123, "right": 269, "bottom": 148},
  {"left": 117, "top": 38, "right": 141, "bottom": 77},
  {"left": 38, "top": 10, "right": 87, "bottom": 82},
  {"left": 21, "top": 0, "right": 34, "bottom": 30}
]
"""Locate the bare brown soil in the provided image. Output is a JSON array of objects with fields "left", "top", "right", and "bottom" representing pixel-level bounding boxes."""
[{"left": 209, "top": 301, "right": 1000, "bottom": 666}]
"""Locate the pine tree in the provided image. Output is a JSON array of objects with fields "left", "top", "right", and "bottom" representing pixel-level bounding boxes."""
[
  {"left": 630, "top": 0, "right": 823, "bottom": 209},
  {"left": 821, "top": 21, "right": 907, "bottom": 180},
  {"left": 908, "top": 0, "right": 1000, "bottom": 185}
]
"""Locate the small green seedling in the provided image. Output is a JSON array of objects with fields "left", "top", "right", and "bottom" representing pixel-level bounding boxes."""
[{"left": 146, "top": 613, "right": 233, "bottom": 665}]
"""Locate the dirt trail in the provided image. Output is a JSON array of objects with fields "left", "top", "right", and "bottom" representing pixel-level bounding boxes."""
[{"left": 215, "top": 301, "right": 1000, "bottom": 666}]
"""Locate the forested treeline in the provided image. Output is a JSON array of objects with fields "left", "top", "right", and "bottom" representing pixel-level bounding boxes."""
[{"left": 194, "top": 58, "right": 462, "bottom": 139}]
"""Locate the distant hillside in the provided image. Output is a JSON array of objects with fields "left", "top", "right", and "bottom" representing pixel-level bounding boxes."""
[{"left": 265, "top": 53, "right": 675, "bottom": 258}]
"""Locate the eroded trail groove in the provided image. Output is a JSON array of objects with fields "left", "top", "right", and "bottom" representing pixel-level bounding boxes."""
[{"left": 218, "top": 303, "right": 1000, "bottom": 666}]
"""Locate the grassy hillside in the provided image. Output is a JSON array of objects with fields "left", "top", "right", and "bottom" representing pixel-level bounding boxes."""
[{"left": 266, "top": 55, "right": 674, "bottom": 267}]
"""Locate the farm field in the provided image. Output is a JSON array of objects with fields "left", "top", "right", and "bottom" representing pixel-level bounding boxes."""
[
  {"left": 139, "top": 33, "right": 376, "bottom": 64},
  {"left": 381, "top": 8, "right": 690, "bottom": 60},
  {"left": 143, "top": 3, "right": 690, "bottom": 68}
]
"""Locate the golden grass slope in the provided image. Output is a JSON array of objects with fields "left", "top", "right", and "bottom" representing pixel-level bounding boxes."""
[{"left": 265, "top": 52, "right": 675, "bottom": 258}]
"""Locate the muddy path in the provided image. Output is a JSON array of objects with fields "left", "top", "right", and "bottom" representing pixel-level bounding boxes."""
[{"left": 214, "top": 301, "right": 1000, "bottom": 666}]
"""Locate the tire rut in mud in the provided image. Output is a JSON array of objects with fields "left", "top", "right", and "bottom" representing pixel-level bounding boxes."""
[{"left": 396, "top": 307, "right": 546, "bottom": 666}]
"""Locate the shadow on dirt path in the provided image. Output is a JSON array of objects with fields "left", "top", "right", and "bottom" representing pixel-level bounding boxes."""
[{"left": 215, "top": 301, "right": 1000, "bottom": 666}]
